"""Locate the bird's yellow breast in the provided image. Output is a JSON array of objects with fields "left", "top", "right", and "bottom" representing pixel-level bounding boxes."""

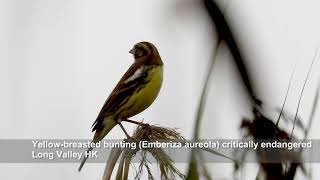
[{"left": 118, "top": 65, "right": 163, "bottom": 118}]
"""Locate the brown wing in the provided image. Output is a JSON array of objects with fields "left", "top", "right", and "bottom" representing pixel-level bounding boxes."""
[{"left": 92, "top": 61, "right": 147, "bottom": 131}]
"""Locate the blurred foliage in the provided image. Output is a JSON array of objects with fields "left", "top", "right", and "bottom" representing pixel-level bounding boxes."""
[{"left": 187, "top": 0, "right": 319, "bottom": 180}]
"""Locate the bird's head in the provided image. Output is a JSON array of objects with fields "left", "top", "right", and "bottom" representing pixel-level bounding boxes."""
[{"left": 129, "top": 41, "right": 163, "bottom": 65}]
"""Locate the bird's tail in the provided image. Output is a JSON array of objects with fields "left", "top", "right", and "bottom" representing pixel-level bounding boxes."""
[
  {"left": 78, "top": 118, "right": 118, "bottom": 171},
  {"left": 78, "top": 146, "right": 93, "bottom": 172}
]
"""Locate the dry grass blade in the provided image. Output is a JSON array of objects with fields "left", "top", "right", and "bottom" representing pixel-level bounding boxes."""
[
  {"left": 115, "top": 150, "right": 127, "bottom": 180},
  {"left": 201, "top": 147, "right": 236, "bottom": 162},
  {"left": 304, "top": 81, "right": 320, "bottom": 139},
  {"left": 103, "top": 148, "right": 123, "bottom": 180},
  {"left": 285, "top": 52, "right": 319, "bottom": 179},
  {"left": 132, "top": 124, "right": 184, "bottom": 141},
  {"left": 275, "top": 108, "right": 305, "bottom": 130},
  {"left": 104, "top": 124, "right": 185, "bottom": 180},
  {"left": 132, "top": 124, "right": 185, "bottom": 180},
  {"left": 148, "top": 148, "right": 185, "bottom": 180},
  {"left": 276, "top": 64, "right": 296, "bottom": 126},
  {"left": 284, "top": 81, "right": 320, "bottom": 180},
  {"left": 123, "top": 152, "right": 132, "bottom": 180},
  {"left": 291, "top": 49, "right": 318, "bottom": 137},
  {"left": 134, "top": 150, "right": 155, "bottom": 180},
  {"left": 283, "top": 82, "right": 320, "bottom": 179}
]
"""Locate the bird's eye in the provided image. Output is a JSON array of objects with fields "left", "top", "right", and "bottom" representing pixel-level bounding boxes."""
[{"left": 135, "top": 47, "right": 148, "bottom": 58}]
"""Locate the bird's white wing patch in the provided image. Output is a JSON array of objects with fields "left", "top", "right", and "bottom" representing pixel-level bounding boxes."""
[{"left": 124, "top": 66, "right": 145, "bottom": 83}]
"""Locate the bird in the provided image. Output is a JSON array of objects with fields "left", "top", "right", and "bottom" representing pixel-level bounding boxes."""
[{"left": 78, "top": 41, "right": 164, "bottom": 171}]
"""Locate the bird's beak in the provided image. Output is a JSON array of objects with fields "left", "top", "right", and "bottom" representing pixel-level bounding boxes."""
[{"left": 129, "top": 48, "right": 135, "bottom": 54}]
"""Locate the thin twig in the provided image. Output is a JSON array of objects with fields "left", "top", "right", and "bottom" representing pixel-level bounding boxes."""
[
  {"left": 304, "top": 81, "right": 320, "bottom": 139},
  {"left": 123, "top": 119, "right": 148, "bottom": 126},
  {"left": 118, "top": 122, "right": 131, "bottom": 139},
  {"left": 290, "top": 49, "right": 318, "bottom": 138},
  {"left": 276, "top": 63, "right": 297, "bottom": 126}
]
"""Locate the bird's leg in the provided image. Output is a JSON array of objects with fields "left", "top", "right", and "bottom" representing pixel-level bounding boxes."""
[
  {"left": 123, "top": 118, "right": 148, "bottom": 126},
  {"left": 116, "top": 119, "right": 131, "bottom": 139}
]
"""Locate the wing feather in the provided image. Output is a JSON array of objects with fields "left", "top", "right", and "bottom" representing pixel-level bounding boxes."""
[{"left": 92, "top": 62, "right": 146, "bottom": 131}]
